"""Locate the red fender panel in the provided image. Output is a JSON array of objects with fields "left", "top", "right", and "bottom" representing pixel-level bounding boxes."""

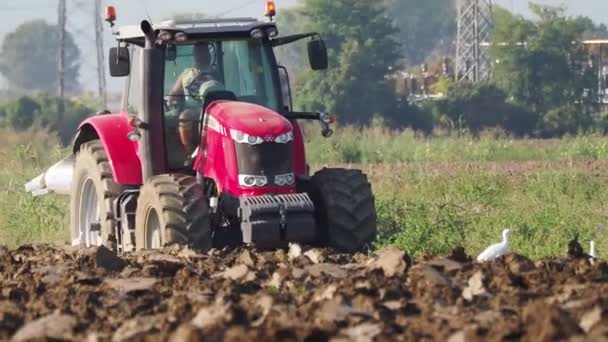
[{"left": 74, "top": 114, "right": 142, "bottom": 185}]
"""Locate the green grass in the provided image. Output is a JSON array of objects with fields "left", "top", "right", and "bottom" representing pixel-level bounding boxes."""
[
  {"left": 0, "top": 126, "right": 606, "bottom": 260},
  {"left": 303, "top": 123, "right": 608, "bottom": 164},
  {"left": 0, "top": 129, "right": 69, "bottom": 247},
  {"left": 367, "top": 162, "right": 608, "bottom": 259}
]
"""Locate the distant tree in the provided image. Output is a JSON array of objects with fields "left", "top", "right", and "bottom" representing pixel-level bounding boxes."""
[
  {"left": 490, "top": 5, "right": 597, "bottom": 136},
  {"left": 274, "top": 8, "right": 308, "bottom": 77},
  {"left": 0, "top": 93, "right": 96, "bottom": 143},
  {"left": 0, "top": 20, "right": 80, "bottom": 93},
  {"left": 293, "top": 0, "right": 401, "bottom": 124},
  {"left": 576, "top": 16, "right": 608, "bottom": 39},
  {"left": 5, "top": 96, "right": 39, "bottom": 131},
  {"left": 384, "top": 0, "right": 457, "bottom": 66},
  {"left": 435, "top": 82, "right": 509, "bottom": 135}
]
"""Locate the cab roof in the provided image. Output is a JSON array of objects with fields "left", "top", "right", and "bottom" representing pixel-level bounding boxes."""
[{"left": 116, "top": 18, "right": 276, "bottom": 45}]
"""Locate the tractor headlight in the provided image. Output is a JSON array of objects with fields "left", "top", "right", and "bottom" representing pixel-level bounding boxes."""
[
  {"left": 266, "top": 27, "right": 279, "bottom": 38},
  {"left": 250, "top": 28, "right": 265, "bottom": 39},
  {"left": 274, "top": 131, "right": 293, "bottom": 144},
  {"left": 239, "top": 175, "right": 268, "bottom": 187},
  {"left": 274, "top": 173, "right": 295, "bottom": 186},
  {"left": 230, "top": 129, "right": 264, "bottom": 145}
]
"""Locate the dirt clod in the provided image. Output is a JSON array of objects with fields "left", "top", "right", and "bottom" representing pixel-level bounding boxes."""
[
  {"left": 95, "top": 246, "right": 126, "bottom": 272},
  {"left": 462, "top": 270, "right": 489, "bottom": 301},
  {"left": 366, "top": 247, "right": 410, "bottom": 277},
  {"left": 12, "top": 313, "right": 76, "bottom": 341}
]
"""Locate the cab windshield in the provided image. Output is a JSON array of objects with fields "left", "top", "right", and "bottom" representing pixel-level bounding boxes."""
[{"left": 164, "top": 39, "right": 280, "bottom": 113}]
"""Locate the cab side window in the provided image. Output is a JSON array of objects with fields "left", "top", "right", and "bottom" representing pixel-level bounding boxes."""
[{"left": 124, "top": 46, "right": 142, "bottom": 114}]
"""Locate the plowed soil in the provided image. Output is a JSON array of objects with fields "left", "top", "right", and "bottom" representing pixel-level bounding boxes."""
[{"left": 1, "top": 243, "right": 608, "bottom": 341}]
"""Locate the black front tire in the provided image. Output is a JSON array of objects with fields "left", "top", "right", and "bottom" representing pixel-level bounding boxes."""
[
  {"left": 306, "top": 168, "right": 377, "bottom": 253},
  {"left": 70, "top": 140, "right": 121, "bottom": 248},
  {"left": 134, "top": 174, "right": 212, "bottom": 251}
]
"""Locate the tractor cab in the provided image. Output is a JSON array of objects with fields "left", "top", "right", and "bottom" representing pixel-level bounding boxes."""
[
  {"left": 109, "top": 16, "right": 329, "bottom": 170},
  {"left": 25, "top": 4, "right": 377, "bottom": 254}
]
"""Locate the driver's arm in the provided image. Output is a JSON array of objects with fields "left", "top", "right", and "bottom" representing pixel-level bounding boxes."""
[{"left": 168, "top": 72, "right": 186, "bottom": 98}]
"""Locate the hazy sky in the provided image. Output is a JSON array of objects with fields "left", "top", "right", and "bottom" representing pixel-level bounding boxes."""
[{"left": 0, "top": 0, "right": 607, "bottom": 91}]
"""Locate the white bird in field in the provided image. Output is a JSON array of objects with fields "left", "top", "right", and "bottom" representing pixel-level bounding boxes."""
[
  {"left": 288, "top": 243, "right": 302, "bottom": 261},
  {"left": 589, "top": 240, "right": 596, "bottom": 265},
  {"left": 477, "top": 229, "right": 510, "bottom": 262}
]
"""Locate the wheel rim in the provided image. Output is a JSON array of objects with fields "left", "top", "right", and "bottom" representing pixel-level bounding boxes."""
[
  {"left": 145, "top": 209, "right": 162, "bottom": 249},
  {"left": 79, "top": 178, "right": 101, "bottom": 247}
]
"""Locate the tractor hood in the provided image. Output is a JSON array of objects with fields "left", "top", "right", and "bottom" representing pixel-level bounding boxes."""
[{"left": 206, "top": 101, "right": 292, "bottom": 137}]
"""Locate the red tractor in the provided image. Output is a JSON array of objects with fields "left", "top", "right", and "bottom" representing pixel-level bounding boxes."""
[{"left": 25, "top": 4, "right": 376, "bottom": 253}]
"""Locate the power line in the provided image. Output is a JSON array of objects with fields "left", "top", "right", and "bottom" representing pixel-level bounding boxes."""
[
  {"left": 213, "top": 0, "right": 259, "bottom": 18},
  {"left": 137, "top": 0, "right": 153, "bottom": 23},
  {"left": 57, "top": 0, "right": 107, "bottom": 107}
]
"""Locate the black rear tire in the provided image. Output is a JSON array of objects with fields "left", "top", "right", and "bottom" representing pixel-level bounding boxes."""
[
  {"left": 306, "top": 168, "right": 377, "bottom": 253},
  {"left": 135, "top": 174, "right": 212, "bottom": 251}
]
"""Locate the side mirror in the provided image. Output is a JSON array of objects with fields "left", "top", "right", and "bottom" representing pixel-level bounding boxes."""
[
  {"left": 109, "top": 47, "right": 130, "bottom": 77},
  {"left": 307, "top": 39, "right": 328, "bottom": 70}
]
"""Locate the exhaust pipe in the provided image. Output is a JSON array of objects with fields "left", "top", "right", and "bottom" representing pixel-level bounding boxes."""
[
  {"left": 139, "top": 20, "right": 168, "bottom": 181},
  {"left": 24, "top": 155, "right": 75, "bottom": 196}
]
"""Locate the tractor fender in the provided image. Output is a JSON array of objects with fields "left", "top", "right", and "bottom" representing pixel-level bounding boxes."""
[{"left": 73, "top": 114, "right": 142, "bottom": 185}]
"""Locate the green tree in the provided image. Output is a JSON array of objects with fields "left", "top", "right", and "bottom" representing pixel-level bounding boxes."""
[
  {"left": 274, "top": 8, "right": 308, "bottom": 76},
  {"left": 384, "top": 0, "right": 457, "bottom": 66},
  {"left": 5, "top": 96, "right": 39, "bottom": 131},
  {"left": 490, "top": 5, "right": 598, "bottom": 136},
  {"left": 293, "top": 0, "right": 401, "bottom": 124},
  {"left": 0, "top": 20, "right": 80, "bottom": 93},
  {"left": 436, "top": 82, "right": 510, "bottom": 136}
]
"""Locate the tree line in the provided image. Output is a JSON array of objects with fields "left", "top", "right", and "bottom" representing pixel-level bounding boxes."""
[
  {"left": 280, "top": 1, "right": 608, "bottom": 137},
  {"left": 1, "top": 1, "right": 608, "bottom": 139}
]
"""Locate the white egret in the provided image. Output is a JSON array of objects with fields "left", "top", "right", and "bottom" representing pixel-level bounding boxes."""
[
  {"left": 288, "top": 243, "right": 302, "bottom": 261},
  {"left": 477, "top": 229, "right": 511, "bottom": 262}
]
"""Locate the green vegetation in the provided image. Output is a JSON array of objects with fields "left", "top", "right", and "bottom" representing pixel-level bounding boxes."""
[
  {"left": 0, "top": 94, "right": 98, "bottom": 144},
  {"left": 304, "top": 122, "right": 608, "bottom": 164},
  {"left": 277, "top": 2, "right": 608, "bottom": 138},
  {"left": 0, "top": 1, "right": 607, "bottom": 258},
  {"left": 0, "top": 129, "right": 69, "bottom": 247},
  {"left": 290, "top": 0, "right": 400, "bottom": 125},
  {"left": 1, "top": 127, "right": 606, "bottom": 260},
  {"left": 369, "top": 162, "right": 607, "bottom": 259}
]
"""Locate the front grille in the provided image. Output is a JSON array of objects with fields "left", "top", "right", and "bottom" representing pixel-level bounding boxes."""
[{"left": 234, "top": 141, "right": 292, "bottom": 177}]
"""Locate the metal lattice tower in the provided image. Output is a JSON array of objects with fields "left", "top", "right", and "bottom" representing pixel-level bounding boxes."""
[
  {"left": 455, "top": 0, "right": 493, "bottom": 82},
  {"left": 57, "top": 0, "right": 107, "bottom": 109}
]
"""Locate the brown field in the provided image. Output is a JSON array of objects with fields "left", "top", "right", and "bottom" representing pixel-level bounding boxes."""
[{"left": 1, "top": 244, "right": 607, "bottom": 341}]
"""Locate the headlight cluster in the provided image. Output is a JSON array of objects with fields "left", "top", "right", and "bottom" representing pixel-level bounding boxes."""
[
  {"left": 274, "top": 131, "right": 293, "bottom": 144},
  {"left": 274, "top": 173, "right": 295, "bottom": 186},
  {"left": 230, "top": 129, "right": 264, "bottom": 145},
  {"left": 239, "top": 175, "right": 268, "bottom": 187},
  {"left": 238, "top": 174, "right": 295, "bottom": 187},
  {"left": 250, "top": 27, "right": 279, "bottom": 39},
  {"left": 230, "top": 129, "right": 293, "bottom": 145}
]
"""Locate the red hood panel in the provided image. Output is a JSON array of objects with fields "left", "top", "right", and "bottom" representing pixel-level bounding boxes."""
[{"left": 207, "top": 101, "right": 292, "bottom": 136}]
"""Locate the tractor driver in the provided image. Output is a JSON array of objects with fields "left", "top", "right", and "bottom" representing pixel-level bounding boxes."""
[{"left": 166, "top": 42, "right": 224, "bottom": 168}]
